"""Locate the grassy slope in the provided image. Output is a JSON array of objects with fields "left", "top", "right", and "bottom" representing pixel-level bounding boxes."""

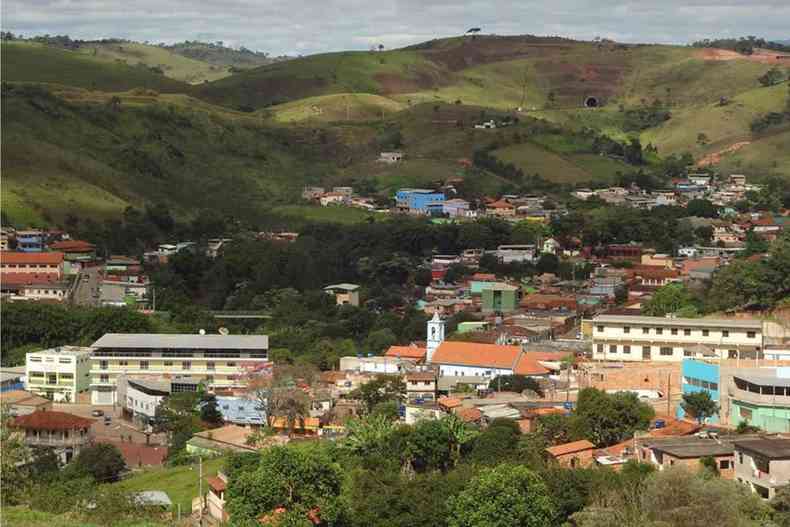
[
  {"left": 117, "top": 456, "right": 225, "bottom": 513},
  {"left": 1, "top": 42, "right": 188, "bottom": 93},
  {"left": 2, "top": 507, "right": 169, "bottom": 527},
  {"left": 77, "top": 42, "right": 231, "bottom": 84},
  {"left": 269, "top": 93, "right": 406, "bottom": 123}
]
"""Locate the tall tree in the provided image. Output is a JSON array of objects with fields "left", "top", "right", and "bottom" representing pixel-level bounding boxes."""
[{"left": 681, "top": 391, "right": 720, "bottom": 424}]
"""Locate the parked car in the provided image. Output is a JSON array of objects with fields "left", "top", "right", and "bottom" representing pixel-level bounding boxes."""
[
  {"left": 104, "top": 415, "right": 112, "bottom": 425},
  {"left": 91, "top": 409, "right": 104, "bottom": 417}
]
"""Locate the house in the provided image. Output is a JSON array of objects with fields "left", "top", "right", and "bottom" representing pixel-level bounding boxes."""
[
  {"left": 486, "top": 199, "right": 516, "bottom": 217},
  {"left": 12, "top": 411, "right": 94, "bottom": 463},
  {"left": 443, "top": 199, "right": 471, "bottom": 217},
  {"left": 203, "top": 472, "right": 230, "bottom": 523},
  {"left": 339, "top": 356, "right": 412, "bottom": 374},
  {"left": 405, "top": 371, "right": 436, "bottom": 403},
  {"left": 481, "top": 283, "right": 519, "bottom": 313},
  {"left": 1, "top": 390, "right": 53, "bottom": 416},
  {"left": 269, "top": 416, "right": 321, "bottom": 436},
  {"left": 120, "top": 378, "right": 170, "bottom": 427},
  {"left": 206, "top": 238, "right": 232, "bottom": 259},
  {"left": 324, "top": 283, "right": 360, "bottom": 306},
  {"left": 730, "top": 174, "right": 747, "bottom": 186},
  {"left": 591, "top": 315, "right": 763, "bottom": 362},
  {"left": 332, "top": 186, "right": 354, "bottom": 196},
  {"left": 320, "top": 192, "right": 349, "bottom": 207},
  {"left": 0, "top": 251, "right": 64, "bottom": 277},
  {"left": 48, "top": 240, "right": 96, "bottom": 264},
  {"left": 637, "top": 434, "right": 762, "bottom": 479},
  {"left": 546, "top": 439, "right": 596, "bottom": 468},
  {"left": 634, "top": 266, "right": 681, "bottom": 287},
  {"left": 521, "top": 294, "right": 577, "bottom": 312},
  {"left": 605, "top": 244, "right": 642, "bottom": 262},
  {"left": 216, "top": 396, "right": 266, "bottom": 426},
  {"left": 89, "top": 333, "right": 269, "bottom": 405},
  {"left": 0, "top": 367, "right": 25, "bottom": 392},
  {"left": 25, "top": 346, "right": 92, "bottom": 403},
  {"left": 379, "top": 152, "right": 404, "bottom": 163},
  {"left": 302, "top": 186, "right": 325, "bottom": 200},
  {"left": 430, "top": 341, "right": 555, "bottom": 379},
  {"left": 384, "top": 345, "right": 427, "bottom": 363},
  {"left": 0, "top": 272, "right": 68, "bottom": 302},
  {"left": 729, "top": 369, "right": 790, "bottom": 433},
  {"left": 734, "top": 439, "right": 790, "bottom": 499}
]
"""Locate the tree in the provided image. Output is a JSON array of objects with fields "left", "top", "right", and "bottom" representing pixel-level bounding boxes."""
[
  {"left": 573, "top": 388, "right": 654, "bottom": 447},
  {"left": 270, "top": 388, "right": 309, "bottom": 437},
  {"left": 442, "top": 414, "right": 479, "bottom": 467},
  {"left": 1, "top": 404, "right": 32, "bottom": 504},
  {"left": 536, "top": 253, "right": 559, "bottom": 274},
  {"left": 681, "top": 391, "right": 719, "bottom": 424},
  {"left": 69, "top": 443, "right": 127, "bottom": 482},
  {"left": 447, "top": 464, "right": 556, "bottom": 527},
  {"left": 226, "top": 445, "right": 343, "bottom": 525},
  {"left": 699, "top": 455, "right": 720, "bottom": 477},
  {"left": 363, "top": 328, "right": 397, "bottom": 355},
  {"left": 489, "top": 375, "right": 544, "bottom": 396},
  {"left": 759, "top": 67, "right": 786, "bottom": 87},
  {"left": 641, "top": 283, "right": 698, "bottom": 317},
  {"left": 467, "top": 422, "right": 521, "bottom": 465},
  {"left": 351, "top": 375, "right": 405, "bottom": 414},
  {"left": 696, "top": 132, "right": 709, "bottom": 146},
  {"left": 200, "top": 393, "right": 224, "bottom": 425},
  {"left": 686, "top": 199, "right": 718, "bottom": 218},
  {"left": 343, "top": 414, "right": 397, "bottom": 457}
]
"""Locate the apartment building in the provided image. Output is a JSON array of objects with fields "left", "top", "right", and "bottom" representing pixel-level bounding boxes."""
[
  {"left": 591, "top": 315, "right": 763, "bottom": 362},
  {"left": 25, "top": 346, "right": 92, "bottom": 402},
  {"left": 89, "top": 333, "right": 269, "bottom": 405},
  {"left": 0, "top": 251, "right": 65, "bottom": 277}
]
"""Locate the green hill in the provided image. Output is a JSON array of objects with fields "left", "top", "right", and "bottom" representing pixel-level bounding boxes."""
[{"left": 1, "top": 42, "right": 188, "bottom": 93}]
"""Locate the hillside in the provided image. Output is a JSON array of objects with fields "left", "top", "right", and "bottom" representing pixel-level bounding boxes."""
[{"left": 163, "top": 41, "right": 284, "bottom": 69}]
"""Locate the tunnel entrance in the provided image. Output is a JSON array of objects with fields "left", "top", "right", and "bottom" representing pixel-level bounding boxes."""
[{"left": 584, "top": 96, "right": 599, "bottom": 108}]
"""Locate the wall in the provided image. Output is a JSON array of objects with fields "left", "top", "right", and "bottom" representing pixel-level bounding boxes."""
[
  {"left": 677, "top": 359, "right": 721, "bottom": 423},
  {"left": 730, "top": 401, "right": 790, "bottom": 433}
]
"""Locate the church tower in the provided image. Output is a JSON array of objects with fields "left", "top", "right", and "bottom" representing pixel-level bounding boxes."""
[{"left": 426, "top": 311, "right": 445, "bottom": 363}]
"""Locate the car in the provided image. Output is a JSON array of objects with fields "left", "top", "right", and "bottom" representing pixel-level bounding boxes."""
[
  {"left": 91, "top": 409, "right": 104, "bottom": 417},
  {"left": 104, "top": 416, "right": 112, "bottom": 425}
]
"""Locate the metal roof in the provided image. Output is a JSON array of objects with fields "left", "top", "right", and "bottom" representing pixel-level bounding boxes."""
[
  {"left": 92, "top": 333, "right": 268, "bottom": 350},
  {"left": 323, "top": 283, "right": 360, "bottom": 292},
  {"left": 734, "top": 372, "right": 790, "bottom": 388},
  {"left": 592, "top": 314, "right": 762, "bottom": 329},
  {"left": 734, "top": 439, "right": 790, "bottom": 459}
]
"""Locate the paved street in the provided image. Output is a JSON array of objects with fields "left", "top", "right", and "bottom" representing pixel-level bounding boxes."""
[
  {"left": 54, "top": 403, "right": 166, "bottom": 446},
  {"left": 71, "top": 265, "right": 103, "bottom": 307}
]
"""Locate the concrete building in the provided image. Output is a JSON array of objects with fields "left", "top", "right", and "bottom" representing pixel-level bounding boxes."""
[
  {"left": 395, "top": 189, "right": 446, "bottom": 213},
  {"left": 481, "top": 283, "right": 519, "bottom": 313},
  {"left": 678, "top": 359, "right": 721, "bottom": 424},
  {"left": 495, "top": 245, "right": 536, "bottom": 264},
  {"left": 12, "top": 411, "right": 94, "bottom": 463},
  {"left": 338, "top": 356, "right": 412, "bottom": 375},
  {"left": 89, "top": 333, "right": 269, "bottom": 405},
  {"left": 121, "top": 378, "right": 170, "bottom": 426},
  {"left": 0, "top": 251, "right": 64, "bottom": 277},
  {"left": 734, "top": 439, "right": 790, "bottom": 499},
  {"left": 25, "top": 346, "right": 92, "bottom": 403},
  {"left": 14, "top": 230, "right": 45, "bottom": 252},
  {"left": 546, "top": 440, "right": 596, "bottom": 468},
  {"left": 637, "top": 435, "right": 741, "bottom": 479},
  {"left": 323, "top": 283, "right": 360, "bottom": 306},
  {"left": 591, "top": 315, "right": 764, "bottom": 362},
  {"left": 729, "top": 369, "right": 790, "bottom": 433},
  {"left": 1, "top": 390, "right": 53, "bottom": 416},
  {"left": 405, "top": 371, "right": 436, "bottom": 403}
]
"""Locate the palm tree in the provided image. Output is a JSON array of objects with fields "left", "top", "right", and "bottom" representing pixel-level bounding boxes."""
[
  {"left": 442, "top": 414, "right": 478, "bottom": 467},
  {"left": 343, "top": 414, "right": 396, "bottom": 455}
]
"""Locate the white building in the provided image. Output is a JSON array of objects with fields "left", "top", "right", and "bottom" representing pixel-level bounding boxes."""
[
  {"left": 591, "top": 315, "right": 764, "bottom": 362},
  {"left": 89, "top": 333, "right": 269, "bottom": 405},
  {"left": 25, "top": 346, "right": 93, "bottom": 402},
  {"left": 338, "top": 356, "right": 413, "bottom": 374},
  {"left": 496, "top": 245, "right": 536, "bottom": 264}
]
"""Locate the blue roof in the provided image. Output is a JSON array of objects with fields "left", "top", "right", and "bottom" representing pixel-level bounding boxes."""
[{"left": 216, "top": 396, "right": 266, "bottom": 425}]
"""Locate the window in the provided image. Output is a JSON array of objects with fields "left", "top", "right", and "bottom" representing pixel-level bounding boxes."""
[
  {"left": 140, "top": 361, "right": 149, "bottom": 370},
  {"left": 655, "top": 328, "right": 663, "bottom": 335},
  {"left": 596, "top": 344, "right": 604, "bottom": 353},
  {"left": 747, "top": 331, "right": 756, "bottom": 338},
  {"left": 739, "top": 453, "right": 744, "bottom": 464},
  {"left": 684, "top": 329, "right": 691, "bottom": 336},
  {"left": 723, "top": 330, "right": 729, "bottom": 337},
  {"left": 206, "top": 375, "right": 214, "bottom": 383},
  {"left": 643, "top": 346, "right": 651, "bottom": 356},
  {"left": 623, "top": 345, "right": 631, "bottom": 354},
  {"left": 100, "top": 374, "right": 109, "bottom": 383},
  {"left": 597, "top": 325, "right": 604, "bottom": 333},
  {"left": 100, "top": 360, "right": 108, "bottom": 370},
  {"left": 702, "top": 330, "right": 709, "bottom": 337},
  {"left": 227, "top": 362, "right": 236, "bottom": 367},
  {"left": 207, "top": 362, "right": 215, "bottom": 371},
  {"left": 610, "top": 345, "right": 617, "bottom": 354},
  {"left": 623, "top": 327, "right": 630, "bottom": 334},
  {"left": 29, "top": 357, "right": 42, "bottom": 362},
  {"left": 660, "top": 347, "right": 673, "bottom": 356},
  {"left": 58, "top": 358, "right": 72, "bottom": 364},
  {"left": 182, "top": 361, "right": 191, "bottom": 370},
  {"left": 720, "top": 460, "right": 731, "bottom": 470},
  {"left": 163, "top": 361, "right": 173, "bottom": 367},
  {"left": 642, "top": 327, "right": 649, "bottom": 334},
  {"left": 60, "top": 373, "right": 73, "bottom": 380},
  {"left": 671, "top": 328, "right": 678, "bottom": 335},
  {"left": 119, "top": 360, "right": 128, "bottom": 366}
]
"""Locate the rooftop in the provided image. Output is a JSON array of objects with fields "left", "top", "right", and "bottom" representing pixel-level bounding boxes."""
[
  {"left": 546, "top": 439, "right": 596, "bottom": 457},
  {"left": 592, "top": 314, "right": 762, "bottom": 330},
  {"left": 0, "top": 390, "right": 52, "bottom": 407},
  {"left": 641, "top": 436, "right": 741, "bottom": 458},
  {"left": 384, "top": 345, "right": 427, "bottom": 360},
  {"left": 0, "top": 251, "right": 64, "bottom": 265},
  {"left": 29, "top": 345, "right": 93, "bottom": 358},
  {"left": 323, "top": 283, "right": 360, "bottom": 292},
  {"left": 431, "top": 342, "right": 566, "bottom": 376},
  {"left": 12, "top": 411, "right": 94, "bottom": 430},
  {"left": 734, "top": 439, "right": 790, "bottom": 459},
  {"left": 92, "top": 333, "right": 268, "bottom": 350}
]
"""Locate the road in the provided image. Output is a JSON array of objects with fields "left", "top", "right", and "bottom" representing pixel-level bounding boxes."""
[{"left": 71, "top": 265, "right": 103, "bottom": 307}]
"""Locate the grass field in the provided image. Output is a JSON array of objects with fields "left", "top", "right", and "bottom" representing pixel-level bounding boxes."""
[
  {"left": 117, "top": 456, "right": 225, "bottom": 514},
  {"left": 1, "top": 42, "right": 188, "bottom": 93},
  {"left": 77, "top": 42, "right": 231, "bottom": 84},
  {"left": 269, "top": 93, "right": 406, "bottom": 123},
  {"left": 271, "top": 204, "right": 378, "bottom": 224},
  {"left": 2, "top": 507, "right": 171, "bottom": 527}
]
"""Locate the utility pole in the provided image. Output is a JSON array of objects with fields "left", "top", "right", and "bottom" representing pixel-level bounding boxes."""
[
  {"left": 667, "top": 372, "right": 671, "bottom": 417},
  {"left": 198, "top": 456, "right": 203, "bottom": 524}
]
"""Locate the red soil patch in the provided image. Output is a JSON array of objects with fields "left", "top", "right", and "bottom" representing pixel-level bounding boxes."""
[
  {"left": 374, "top": 72, "right": 438, "bottom": 94},
  {"left": 696, "top": 141, "right": 751, "bottom": 167},
  {"left": 698, "top": 48, "right": 790, "bottom": 64}
]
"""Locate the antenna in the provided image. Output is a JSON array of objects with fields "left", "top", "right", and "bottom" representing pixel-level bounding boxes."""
[{"left": 219, "top": 327, "right": 229, "bottom": 336}]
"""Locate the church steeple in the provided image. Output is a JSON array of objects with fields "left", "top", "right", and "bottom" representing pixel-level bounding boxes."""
[{"left": 426, "top": 311, "right": 445, "bottom": 363}]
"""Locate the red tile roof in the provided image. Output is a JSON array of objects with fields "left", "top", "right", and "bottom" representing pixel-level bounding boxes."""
[
  {"left": 546, "top": 439, "right": 596, "bottom": 457},
  {"left": 471, "top": 273, "right": 497, "bottom": 281},
  {"left": 0, "top": 272, "right": 62, "bottom": 286},
  {"left": 488, "top": 199, "right": 514, "bottom": 209},
  {"left": 1, "top": 251, "right": 64, "bottom": 265},
  {"left": 455, "top": 407, "right": 482, "bottom": 423},
  {"left": 48, "top": 240, "right": 95, "bottom": 252},
  {"left": 12, "top": 411, "right": 94, "bottom": 430},
  {"left": 207, "top": 475, "right": 227, "bottom": 493},
  {"left": 406, "top": 372, "right": 435, "bottom": 382},
  {"left": 97, "top": 440, "right": 168, "bottom": 467},
  {"left": 384, "top": 345, "right": 427, "bottom": 360},
  {"left": 438, "top": 396, "right": 462, "bottom": 409},
  {"left": 431, "top": 342, "right": 552, "bottom": 375}
]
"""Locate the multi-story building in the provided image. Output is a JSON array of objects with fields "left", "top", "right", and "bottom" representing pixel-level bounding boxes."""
[
  {"left": 405, "top": 371, "right": 437, "bottom": 403},
  {"left": 734, "top": 439, "right": 790, "bottom": 499},
  {"left": 395, "top": 189, "right": 446, "bottom": 214},
  {"left": 729, "top": 369, "right": 790, "bottom": 433},
  {"left": 591, "top": 315, "right": 764, "bottom": 362},
  {"left": 14, "top": 229, "right": 45, "bottom": 252},
  {"left": 89, "top": 333, "right": 269, "bottom": 405},
  {"left": 0, "top": 251, "right": 65, "bottom": 277},
  {"left": 12, "top": 411, "right": 94, "bottom": 463},
  {"left": 481, "top": 283, "right": 519, "bottom": 313},
  {"left": 25, "top": 346, "right": 92, "bottom": 403}
]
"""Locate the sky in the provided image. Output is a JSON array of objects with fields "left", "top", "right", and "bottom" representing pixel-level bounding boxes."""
[{"left": 2, "top": 0, "right": 789, "bottom": 56}]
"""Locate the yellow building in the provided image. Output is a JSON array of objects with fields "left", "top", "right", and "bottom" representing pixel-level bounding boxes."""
[{"left": 89, "top": 333, "right": 268, "bottom": 404}]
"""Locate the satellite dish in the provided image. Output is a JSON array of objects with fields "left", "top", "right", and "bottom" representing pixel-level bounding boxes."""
[
  {"left": 199, "top": 329, "right": 206, "bottom": 335},
  {"left": 219, "top": 327, "right": 229, "bottom": 336}
]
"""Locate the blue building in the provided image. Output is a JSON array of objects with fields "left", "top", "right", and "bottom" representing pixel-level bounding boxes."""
[
  {"left": 677, "top": 358, "right": 721, "bottom": 423},
  {"left": 395, "top": 189, "right": 446, "bottom": 213},
  {"left": 14, "top": 230, "right": 45, "bottom": 252},
  {"left": 216, "top": 396, "right": 266, "bottom": 426}
]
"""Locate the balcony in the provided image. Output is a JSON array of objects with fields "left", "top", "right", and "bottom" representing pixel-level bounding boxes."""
[
  {"left": 729, "top": 382, "right": 790, "bottom": 407},
  {"left": 24, "top": 435, "right": 91, "bottom": 448}
]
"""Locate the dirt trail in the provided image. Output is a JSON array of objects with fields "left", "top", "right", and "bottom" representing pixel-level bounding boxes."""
[
  {"left": 698, "top": 48, "right": 790, "bottom": 64},
  {"left": 696, "top": 141, "right": 751, "bottom": 167}
]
